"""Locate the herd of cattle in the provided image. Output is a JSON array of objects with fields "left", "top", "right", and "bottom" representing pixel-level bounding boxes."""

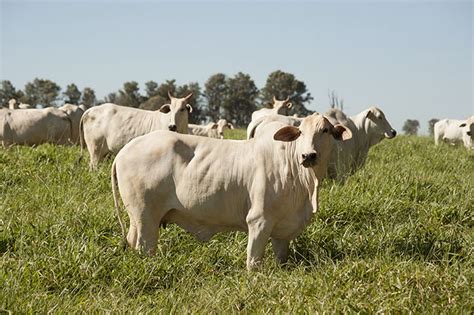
[{"left": 1, "top": 93, "right": 472, "bottom": 270}]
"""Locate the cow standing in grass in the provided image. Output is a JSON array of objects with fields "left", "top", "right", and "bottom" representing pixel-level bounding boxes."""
[
  {"left": 188, "top": 119, "right": 234, "bottom": 139},
  {"left": 324, "top": 107, "right": 396, "bottom": 180},
  {"left": 0, "top": 107, "right": 72, "bottom": 147},
  {"left": 111, "top": 113, "right": 352, "bottom": 270},
  {"left": 434, "top": 116, "right": 474, "bottom": 149},
  {"left": 80, "top": 92, "right": 192, "bottom": 170}
]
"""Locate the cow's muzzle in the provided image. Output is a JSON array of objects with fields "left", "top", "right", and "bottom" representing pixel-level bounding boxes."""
[
  {"left": 168, "top": 124, "right": 177, "bottom": 132},
  {"left": 386, "top": 129, "right": 397, "bottom": 139},
  {"left": 301, "top": 152, "right": 317, "bottom": 168}
]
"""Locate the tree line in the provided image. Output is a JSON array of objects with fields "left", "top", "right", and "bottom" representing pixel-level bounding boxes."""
[{"left": 0, "top": 70, "right": 313, "bottom": 126}]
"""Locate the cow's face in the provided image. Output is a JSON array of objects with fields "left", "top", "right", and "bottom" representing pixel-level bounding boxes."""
[
  {"left": 273, "top": 113, "right": 352, "bottom": 168},
  {"left": 273, "top": 96, "right": 292, "bottom": 115},
  {"left": 365, "top": 107, "right": 397, "bottom": 139},
  {"left": 460, "top": 117, "right": 474, "bottom": 149},
  {"left": 214, "top": 119, "right": 233, "bottom": 139},
  {"left": 159, "top": 92, "right": 193, "bottom": 133}
]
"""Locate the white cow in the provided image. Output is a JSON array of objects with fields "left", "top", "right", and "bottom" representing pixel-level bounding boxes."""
[
  {"left": 111, "top": 113, "right": 352, "bottom": 270},
  {"left": 188, "top": 119, "right": 234, "bottom": 139},
  {"left": 8, "top": 99, "right": 32, "bottom": 109},
  {"left": 80, "top": 92, "right": 192, "bottom": 169},
  {"left": 57, "top": 104, "right": 87, "bottom": 144},
  {"left": 434, "top": 116, "right": 474, "bottom": 149},
  {"left": 324, "top": 107, "right": 397, "bottom": 180},
  {"left": 247, "top": 114, "right": 302, "bottom": 139},
  {"left": 0, "top": 107, "right": 72, "bottom": 147},
  {"left": 251, "top": 96, "right": 293, "bottom": 122}
]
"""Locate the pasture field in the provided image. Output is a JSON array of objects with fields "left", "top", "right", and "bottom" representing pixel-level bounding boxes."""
[{"left": 1, "top": 132, "right": 473, "bottom": 313}]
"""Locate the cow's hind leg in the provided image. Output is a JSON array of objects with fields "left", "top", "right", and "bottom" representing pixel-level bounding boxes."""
[
  {"left": 127, "top": 217, "right": 138, "bottom": 249},
  {"left": 135, "top": 208, "right": 165, "bottom": 256},
  {"left": 271, "top": 238, "right": 290, "bottom": 265}
]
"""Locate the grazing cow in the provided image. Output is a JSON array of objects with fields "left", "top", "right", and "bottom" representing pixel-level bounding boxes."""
[
  {"left": 57, "top": 104, "right": 87, "bottom": 144},
  {"left": 324, "top": 107, "right": 397, "bottom": 180},
  {"left": 251, "top": 96, "right": 293, "bottom": 122},
  {"left": 0, "top": 108, "right": 72, "bottom": 147},
  {"left": 188, "top": 119, "right": 234, "bottom": 139},
  {"left": 111, "top": 113, "right": 352, "bottom": 270},
  {"left": 434, "top": 116, "right": 474, "bottom": 149},
  {"left": 80, "top": 92, "right": 192, "bottom": 169},
  {"left": 247, "top": 114, "right": 302, "bottom": 139}
]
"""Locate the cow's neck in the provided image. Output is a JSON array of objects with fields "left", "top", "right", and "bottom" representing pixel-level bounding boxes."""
[{"left": 351, "top": 111, "right": 377, "bottom": 154}]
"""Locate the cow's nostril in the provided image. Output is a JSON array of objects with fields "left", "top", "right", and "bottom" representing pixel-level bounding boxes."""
[
  {"left": 302, "top": 153, "right": 317, "bottom": 161},
  {"left": 392, "top": 130, "right": 397, "bottom": 137},
  {"left": 168, "top": 125, "right": 177, "bottom": 131}
]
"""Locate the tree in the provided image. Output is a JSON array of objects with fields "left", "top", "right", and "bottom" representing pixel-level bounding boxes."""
[
  {"left": 428, "top": 118, "right": 439, "bottom": 136},
  {"left": 222, "top": 72, "right": 258, "bottom": 126},
  {"left": 81, "top": 87, "right": 96, "bottom": 107},
  {"left": 144, "top": 81, "right": 159, "bottom": 98},
  {"left": 118, "top": 81, "right": 143, "bottom": 108},
  {"left": 23, "top": 78, "right": 61, "bottom": 107},
  {"left": 139, "top": 79, "right": 177, "bottom": 110},
  {"left": 0, "top": 80, "right": 23, "bottom": 107},
  {"left": 402, "top": 119, "right": 420, "bottom": 135},
  {"left": 204, "top": 73, "right": 227, "bottom": 121},
  {"left": 104, "top": 92, "right": 119, "bottom": 104},
  {"left": 260, "top": 70, "right": 314, "bottom": 116},
  {"left": 63, "top": 83, "right": 81, "bottom": 104}
]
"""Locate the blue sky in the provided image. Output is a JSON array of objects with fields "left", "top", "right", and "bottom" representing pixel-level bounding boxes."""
[{"left": 1, "top": 0, "right": 472, "bottom": 133}]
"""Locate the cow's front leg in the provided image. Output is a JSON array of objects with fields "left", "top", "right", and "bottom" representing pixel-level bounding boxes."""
[
  {"left": 271, "top": 238, "right": 290, "bottom": 264},
  {"left": 246, "top": 215, "right": 272, "bottom": 271}
]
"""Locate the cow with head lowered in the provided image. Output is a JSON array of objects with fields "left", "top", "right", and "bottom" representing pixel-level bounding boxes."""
[
  {"left": 111, "top": 113, "right": 352, "bottom": 270},
  {"left": 80, "top": 92, "right": 192, "bottom": 170}
]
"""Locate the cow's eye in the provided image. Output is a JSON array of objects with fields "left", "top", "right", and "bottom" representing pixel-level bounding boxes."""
[{"left": 322, "top": 128, "right": 328, "bottom": 133}]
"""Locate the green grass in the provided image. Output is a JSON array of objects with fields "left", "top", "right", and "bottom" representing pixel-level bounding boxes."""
[{"left": 1, "top": 133, "right": 473, "bottom": 312}]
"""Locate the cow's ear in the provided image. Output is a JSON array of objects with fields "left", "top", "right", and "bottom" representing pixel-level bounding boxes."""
[
  {"left": 186, "top": 104, "right": 193, "bottom": 113},
  {"left": 274, "top": 126, "right": 301, "bottom": 142},
  {"left": 459, "top": 123, "right": 467, "bottom": 127},
  {"left": 228, "top": 123, "right": 234, "bottom": 129},
  {"left": 211, "top": 123, "right": 218, "bottom": 129},
  {"left": 159, "top": 104, "right": 171, "bottom": 113},
  {"left": 286, "top": 102, "right": 293, "bottom": 109},
  {"left": 331, "top": 124, "right": 352, "bottom": 141}
]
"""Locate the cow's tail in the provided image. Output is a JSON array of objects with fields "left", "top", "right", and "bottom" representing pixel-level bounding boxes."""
[
  {"left": 111, "top": 159, "right": 127, "bottom": 249},
  {"left": 76, "top": 113, "right": 86, "bottom": 163}
]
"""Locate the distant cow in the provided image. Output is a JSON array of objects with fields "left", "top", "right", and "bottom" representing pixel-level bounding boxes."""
[
  {"left": 434, "top": 116, "right": 474, "bottom": 149},
  {"left": 8, "top": 99, "right": 33, "bottom": 110},
  {"left": 247, "top": 114, "right": 302, "bottom": 139},
  {"left": 0, "top": 108, "right": 72, "bottom": 147},
  {"left": 188, "top": 119, "right": 234, "bottom": 139},
  {"left": 251, "top": 96, "right": 293, "bottom": 122},
  {"left": 324, "top": 107, "right": 397, "bottom": 180},
  {"left": 111, "top": 113, "right": 352, "bottom": 270},
  {"left": 80, "top": 92, "right": 192, "bottom": 169}
]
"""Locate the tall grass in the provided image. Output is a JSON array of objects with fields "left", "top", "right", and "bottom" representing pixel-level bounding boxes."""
[{"left": 0, "top": 133, "right": 472, "bottom": 312}]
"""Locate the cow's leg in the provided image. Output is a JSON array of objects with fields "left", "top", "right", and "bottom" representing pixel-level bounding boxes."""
[
  {"left": 135, "top": 209, "right": 163, "bottom": 256},
  {"left": 127, "top": 217, "right": 138, "bottom": 249},
  {"left": 271, "top": 238, "right": 290, "bottom": 264},
  {"left": 246, "top": 214, "right": 273, "bottom": 271}
]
